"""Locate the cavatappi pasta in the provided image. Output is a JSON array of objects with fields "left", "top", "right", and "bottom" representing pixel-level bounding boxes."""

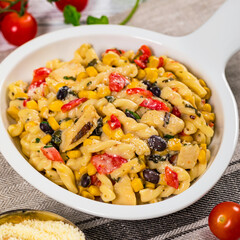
[{"left": 7, "top": 44, "right": 215, "bottom": 205}]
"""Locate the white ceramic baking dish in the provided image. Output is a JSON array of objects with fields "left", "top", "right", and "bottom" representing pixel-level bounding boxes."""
[{"left": 0, "top": 0, "right": 239, "bottom": 220}]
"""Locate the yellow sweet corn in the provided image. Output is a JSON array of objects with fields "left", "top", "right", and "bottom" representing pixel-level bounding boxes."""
[
  {"left": 145, "top": 181, "right": 155, "bottom": 189},
  {"left": 144, "top": 68, "right": 158, "bottom": 83},
  {"left": 137, "top": 69, "right": 146, "bottom": 80},
  {"left": 78, "top": 186, "right": 87, "bottom": 194},
  {"left": 202, "top": 111, "right": 215, "bottom": 122},
  {"left": 77, "top": 72, "right": 88, "bottom": 82},
  {"left": 89, "top": 136, "right": 100, "bottom": 140},
  {"left": 147, "top": 56, "right": 159, "bottom": 68},
  {"left": 48, "top": 117, "right": 60, "bottom": 131},
  {"left": 200, "top": 143, "right": 207, "bottom": 150},
  {"left": 204, "top": 87, "right": 211, "bottom": 100},
  {"left": 83, "top": 139, "right": 93, "bottom": 146},
  {"left": 81, "top": 190, "right": 95, "bottom": 200},
  {"left": 8, "top": 121, "right": 23, "bottom": 137},
  {"left": 97, "top": 86, "right": 111, "bottom": 98},
  {"left": 202, "top": 103, "right": 212, "bottom": 112},
  {"left": 7, "top": 106, "right": 19, "bottom": 121},
  {"left": 25, "top": 121, "right": 37, "bottom": 132},
  {"left": 40, "top": 107, "right": 49, "bottom": 119},
  {"left": 78, "top": 90, "right": 98, "bottom": 99},
  {"left": 79, "top": 166, "right": 88, "bottom": 175},
  {"left": 86, "top": 66, "right": 98, "bottom": 77},
  {"left": 54, "top": 82, "right": 66, "bottom": 92},
  {"left": 67, "top": 150, "right": 81, "bottom": 159},
  {"left": 60, "top": 119, "right": 73, "bottom": 130},
  {"left": 199, "top": 79, "right": 207, "bottom": 87},
  {"left": 198, "top": 149, "right": 206, "bottom": 164},
  {"left": 87, "top": 162, "right": 97, "bottom": 176},
  {"left": 26, "top": 100, "right": 38, "bottom": 111},
  {"left": 88, "top": 185, "right": 101, "bottom": 196},
  {"left": 168, "top": 138, "right": 182, "bottom": 151},
  {"left": 127, "top": 78, "right": 140, "bottom": 89},
  {"left": 14, "top": 92, "right": 28, "bottom": 99},
  {"left": 41, "top": 134, "right": 52, "bottom": 144},
  {"left": 48, "top": 100, "right": 63, "bottom": 112},
  {"left": 159, "top": 174, "right": 167, "bottom": 185},
  {"left": 131, "top": 178, "right": 144, "bottom": 192},
  {"left": 180, "top": 135, "right": 193, "bottom": 142},
  {"left": 102, "top": 124, "right": 124, "bottom": 140}
]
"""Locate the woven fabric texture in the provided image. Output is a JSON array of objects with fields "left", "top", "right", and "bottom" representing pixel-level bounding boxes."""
[{"left": 0, "top": 0, "right": 239, "bottom": 239}]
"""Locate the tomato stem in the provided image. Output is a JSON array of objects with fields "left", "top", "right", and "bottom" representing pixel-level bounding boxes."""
[
  {"left": 120, "top": 0, "right": 140, "bottom": 25},
  {"left": 0, "top": 0, "right": 27, "bottom": 15}
]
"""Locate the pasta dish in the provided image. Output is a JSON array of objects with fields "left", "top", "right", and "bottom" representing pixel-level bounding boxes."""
[{"left": 7, "top": 44, "right": 215, "bottom": 205}]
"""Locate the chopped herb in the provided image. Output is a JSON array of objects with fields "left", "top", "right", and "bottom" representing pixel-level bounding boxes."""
[
  {"left": 68, "top": 90, "right": 78, "bottom": 96},
  {"left": 58, "top": 117, "right": 71, "bottom": 125},
  {"left": 37, "top": 150, "right": 40, "bottom": 152},
  {"left": 162, "top": 78, "right": 174, "bottom": 83},
  {"left": 87, "top": 15, "right": 109, "bottom": 25},
  {"left": 43, "top": 145, "right": 54, "bottom": 149},
  {"left": 63, "top": 5, "right": 81, "bottom": 26},
  {"left": 86, "top": 81, "right": 92, "bottom": 87},
  {"left": 51, "top": 130, "right": 62, "bottom": 147},
  {"left": 125, "top": 109, "right": 141, "bottom": 120},
  {"left": 63, "top": 76, "right": 76, "bottom": 81},
  {"left": 147, "top": 154, "right": 169, "bottom": 163},
  {"left": 87, "top": 58, "right": 97, "bottom": 67},
  {"left": 17, "top": 97, "right": 26, "bottom": 100},
  {"left": 164, "top": 134, "right": 174, "bottom": 140},
  {"left": 92, "top": 117, "right": 103, "bottom": 136},
  {"left": 74, "top": 118, "right": 79, "bottom": 123},
  {"left": 35, "top": 138, "right": 40, "bottom": 143},
  {"left": 185, "top": 104, "right": 201, "bottom": 117},
  {"left": 112, "top": 177, "right": 121, "bottom": 183},
  {"left": 105, "top": 96, "right": 115, "bottom": 103},
  {"left": 163, "top": 112, "right": 171, "bottom": 127}
]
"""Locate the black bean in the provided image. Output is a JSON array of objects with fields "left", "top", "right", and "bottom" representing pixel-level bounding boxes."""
[
  {"left": 148, "top": 135, "right": 167, "bottom": 151},
  {"left": 149, "top": 86, "right": 161, "bottom": 97},
  {"left": 143, "top": 169, "right": 159, "bottom": 184},
  {"left": 40, "top": 121, "right": 54, "bottom": 135},
  {"left": 142, "top": 80, "right": 152, "bottom": 90},
  {"left": 57, "top": 86, "right": 69, "bottom": 100},
  {"left": 80, "top": 173, "right": 91, "bottom": 187}
]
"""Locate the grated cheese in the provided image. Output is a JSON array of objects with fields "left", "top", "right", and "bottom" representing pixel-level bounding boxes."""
[{"left": 0, "top": 219, "right": 85, "bottom": 240}]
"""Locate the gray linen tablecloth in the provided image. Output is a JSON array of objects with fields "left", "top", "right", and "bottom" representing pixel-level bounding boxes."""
[{"left": 0, "top": 0, "right": 240, "bottom": 239}]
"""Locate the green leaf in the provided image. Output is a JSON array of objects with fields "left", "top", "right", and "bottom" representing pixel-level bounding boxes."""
[
  {"left": 87, "top": 15, "right": 109, "bottom": 25},
  {"left": 63, "top": 5, "right": 81, "bottom": 26},
  {"left": 47, "top": 0, "right": 59, "bottom": 3}
]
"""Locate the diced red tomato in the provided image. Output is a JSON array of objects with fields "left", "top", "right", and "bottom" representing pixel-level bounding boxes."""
[
  {"left": 165, "top": 166, "right": 179, "bottom": 189},
  {"left": 61, "top": 98, "right": 87, "bottom": 113},
  {"left": 109, "top": 72, "right": 129, "bottom": 92},
  {"left": 91, "top": 153, "right": 128, "bottom": 174},
  {"left": 27, "top": 79, "right": 46, "bottom": 97},
  {"left": 134, "top": 59, "right": 147, "bottom": 69},
  {"left": 140, "top": 97, "right": 170, "bottom": 111},
  {"left": 158, "top": 57, "right": 164, "bottom": 68},
  {"left": 139, "top": 45, "right": 152, "bottom": 57},
  {"left": 32, "top": 67, "right": 52, "bottom": 84},
  {"left": 179, "top": 130, "right": 187, "bottom": 136},
  {"left": 172, "top": 106, "right": 181, "bottom": 118},
  {"left": 41, "top": 147, "right": 64, "bottom": 162},
  {"left": 209, "top": 122, "right": 214, "bottom": 128},
  {"left": 126, "top": 88, "right": 153, "bottom": 97},
  {"left": 23, "top": 98, "right": 30, "bottom": 107},
  {"left": 105, "top": 49, "right": 125, "bottom": 55},
  {"left": 108, "top": 114, "right": 121, "bottom": 130},
  {"left": 90, "top": 174, "right": 101, "bottom": 187}
]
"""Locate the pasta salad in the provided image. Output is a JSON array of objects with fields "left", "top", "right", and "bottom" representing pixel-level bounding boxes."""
[{"left": 7, "top": 44, "right": 215, "bottom": 205}]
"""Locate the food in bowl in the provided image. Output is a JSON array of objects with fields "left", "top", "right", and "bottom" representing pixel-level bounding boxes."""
[{"left": 7, "top": 44, "right": 215, "bottom": 205}]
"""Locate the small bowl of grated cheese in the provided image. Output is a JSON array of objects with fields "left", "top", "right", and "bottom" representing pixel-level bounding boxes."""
[{"left": 0, "top": 209, "right": 85, "bottom": 240}]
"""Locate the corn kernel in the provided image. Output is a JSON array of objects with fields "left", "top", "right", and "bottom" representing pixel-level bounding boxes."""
[
  {"left": 145, "top": 181, "right": 155, "bottom": 189},
  {"left": 159, "top": 174, "right": 167, "bottom": 185},
  {"left": 102, "top": 124, "right": 124, "bottom": 140},
  {"left": 40, "top": 107, "right": 49, "bottom": 119},
  {"left": 81, "top": 190, "right": 95, "bottom": 200},
  {"left": 137, "top": 69, "right": 146, "bottom": 80},
  {"left": 202, "top": 103, "right": 212, "bottom": 112},
  {"left": 127, "top": 78, "right": 140, "bottom": 89},
  {"left": 48, "top": 100, "right": 63, "bottom": 112},
  {"left": 86, "top": 66, "right": 98, "bottom": 77},
  {"left": 67, "top": 150, "right": 81, "bottom": 159},
  {"left": 60, "top": 119, "right": 73, "bottom": 130},
  {"left": 199, "top": 79, "right": 207, "bottom": 87},
  {"left": 14, "top": 92, "right": 28, "bottom": 99},
  {"left": 168, "top": 138, "right": 182, "bottom": 151},
  {"left": 145, "top": 68, "right": 159, "bottom": 83},
  {"left": 202, "top": 111, "right": 215, "bottom": 122},
  {"left": 7, "top": 106, "right": 19, "bottom": 121},
  {"left": 77, "top": 72, "right": 88, "bottom": 82},
  {"left": 139, "top": 171, "right": 144, "bottom": 179},
  {"left": 204, "top": 87, "right": 211, "bottom": 100},
  {"left": 55, "top": 83, "right": 66, "bottom": 92},
  {"left": 26, "top": 100, "right": 38, "bottom": 111},
  {"left": 147, "top": 56, "right": 159, "bottom": 68},
  {"left": 131, "top": 178, "right": 144, "bottom": 192},
  {"left": 25, "top": 121, "right": 37, "bottom": 132},
  {"left": 88, "top": 185, "right": 101, "bottom": 196},
  {"left": 78, "top": 186, "right": 87, "bottom": 194},
  {"left": 97, "top": 86, "right": 111, "bottom": 98},
  {"left": 198, "top": 149, "right": 206, "bottom": 164},
  {"left": 83, "top": 139, "right": 93, "bottom": 146},
  {"left": 180, "top": 135, "right": 193, "bottom": 142},
  {"left": 41, "top": 134, "right": 52, "bottom": 144},
  {"left": 89, "top": 136, "right": 100, "bottom": 140},
  {"left": 87, "top": 162, "right": 97, "bottom": 176},
  {"left": 8, "top": 121, "right": 23, "bottom": 137},
  {"left": 79, "top": 166, "right": 88, "bottom": 175},
  {"left": 200, "top": 143, "right": 207, "bottom": 150},
  {"left": 48, "top": 117, "right": 60, "bottom": 130},
  {"left": 78, "top": 90, "right": 98, "bottom": 99}
]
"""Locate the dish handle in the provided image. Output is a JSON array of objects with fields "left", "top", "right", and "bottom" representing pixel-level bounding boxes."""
[{"left": 184, "top": 0, "right": 240, "bottom": 68}]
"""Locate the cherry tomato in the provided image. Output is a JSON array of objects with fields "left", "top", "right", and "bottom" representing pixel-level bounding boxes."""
[
  {"left": 91, "top": 153, "right": 127, "bottom": 174},
  {"left": 109, "top": 72, "right": 129, "bottom": 92},
  {"left": 1, "top": 12, "right": 37, "bottom": 46},
  {"left": 172, "top": 106, "right": 181, "bottom": 118},
  {"left": 208, "top": 202, "right": 240, "bottom": 240},
  {"left": 165, "top": 166, "right": 179, "bottom": 189},
  {"left": 108, "top": 114, "right": 121, "bottom": 130},
  {"left": 140, "top": 97, "right": 170, "bottom": 112},
  {"left": 105, "top": 49, "right": 125, "bottom": 55},
  {"left": 90, "top": 174, "right": 101, "bottom": 187},
  {"left": 55, "top": 0, "right": 88, "bottom": 12},
  {"left": 61, "top": 98, "right": 87, "bottom": 113},
  {"left": 158, "top": 57, "right": 164, "bottom": 68},
  {"left": 139, "top": 45, "right": 152, "bottom": 57},
  {"left": 41, "top": 147, "right": 64, "bottom": 162},
  {"left": 32, "top": 67, "right": 52, "bottom": 84}
]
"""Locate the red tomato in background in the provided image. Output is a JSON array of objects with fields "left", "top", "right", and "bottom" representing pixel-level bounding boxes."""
[
  {"left": 208, "top": 202, "right": 240, "bottom": 240},
  {"left": 55, "top": 0, "right": 88, "bottom": 12},
  {"left": 1, "top": 12, "right": 37, "bottom": 46}
]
